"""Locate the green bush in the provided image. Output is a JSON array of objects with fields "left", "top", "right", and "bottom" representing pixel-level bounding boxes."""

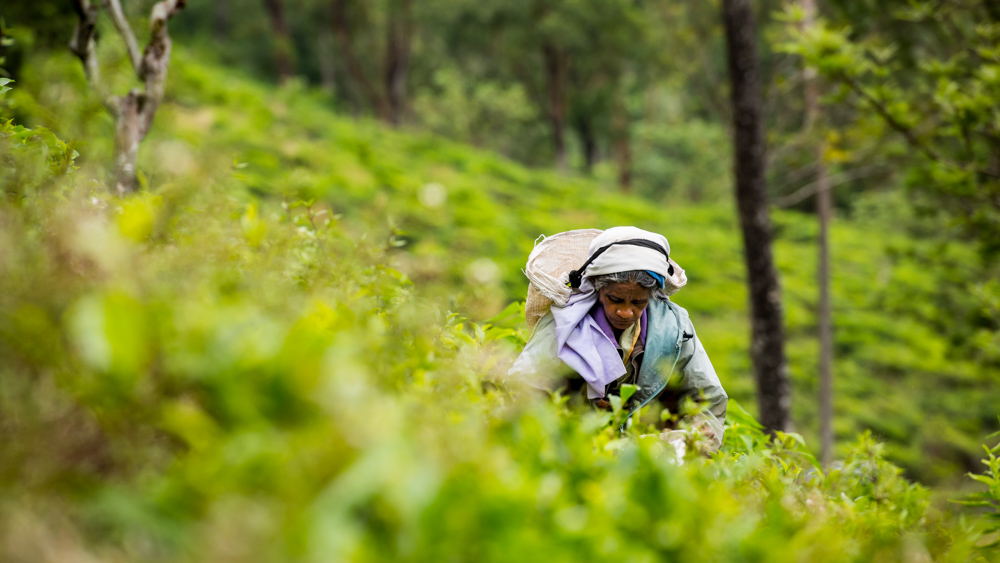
[{"left": 1, "top": 48, "right": 999, "bottom": 561}]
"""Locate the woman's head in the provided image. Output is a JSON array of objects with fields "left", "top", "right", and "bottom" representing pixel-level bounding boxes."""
[
  {"left": 592, "top": 270, "right": 661, "bottom": 331},
  {"left": 572, "top": 227, "right": 675, "bottom": 291}
]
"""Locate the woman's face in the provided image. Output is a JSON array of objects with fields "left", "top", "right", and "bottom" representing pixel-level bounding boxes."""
[{"left": 598, "top": 282, "right": 651, "bottom": 331}]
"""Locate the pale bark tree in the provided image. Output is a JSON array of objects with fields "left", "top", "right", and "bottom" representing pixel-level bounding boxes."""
[
  {"left": 69, "top": 0, "right": 187, "bottom": 197},
  {"left": 721, "top": 0, "right": 791, "bottom": 433},
  {"left": 801, "top": 0, "right": 834, "bottom": 467}
]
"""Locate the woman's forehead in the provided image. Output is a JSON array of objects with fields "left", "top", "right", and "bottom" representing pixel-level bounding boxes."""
[{"left": 602, "top": 282, "right": 651, "bottom": 296}]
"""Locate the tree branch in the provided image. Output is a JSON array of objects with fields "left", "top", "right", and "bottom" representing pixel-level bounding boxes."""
[
  {"left": 841, "top": 73, "right": 946, "bottom": 163},
  {"left": 69, "top": 0, "right": 101, "bottom": 88},
  {"left": 103, "top": 0, "right": 142, "bottom": 76},
  {"left": 138, "top": 0, "right": 187, "bottom": 137},
  {"left": 69, "top": 0, "right": 121, "bottom": 115},
  {"left": 773, "top": 165, "right": 887, "bottom": 208}
]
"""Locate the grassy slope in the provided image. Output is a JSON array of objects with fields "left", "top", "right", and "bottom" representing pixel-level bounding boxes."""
[{"left": 12, "top": 47, "right": 998, "bottom": 485}]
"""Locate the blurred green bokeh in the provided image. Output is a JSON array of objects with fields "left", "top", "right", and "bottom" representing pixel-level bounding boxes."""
[{"left": 1, "top": 18, "right": 999, "bottom": 561}]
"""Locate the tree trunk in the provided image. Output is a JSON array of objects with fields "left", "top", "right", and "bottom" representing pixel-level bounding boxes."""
[
  {"left": 575, "top": 115, "right": 598, "bottom": 175},
  {"left": 612, "top": 89, "right": 633, "bottom": 192},
  {"left": 113, "top": 90, "right": 142, "bottom": 195},
  {"left": 542, "top": 43, "right": 568, "bottom": 172},
  {"left": 331, "top": 0, "right": 391, "bottom": 121},
  {"left": 616, "top": 135, "right": 632, "bottom": 191},
  {"left": 214, "top": 0, "right": 229, "bottom": 40},
  {"left": 69, "top": 0, "right": 101, "bottom": 88},
  {"left": 801, "top": 0, "right": 834, "bottom": 466},
  {"left": 70, "top": 0, "right": 185, "bottom": 197},
  {"left": 384, "top": 0, "right": 412, "bottom": 127},
  {"left": 262, "top": 0, "right": 294, "bottom": 83},
  {"left": 721, "top": 0, "right": 790, "bottom": 434},
  {"left": 317, "top": 28, "right": 338, "bottom": 94},
  {"left": 816, "top": 147, "right": 833, "bottom": 462}
]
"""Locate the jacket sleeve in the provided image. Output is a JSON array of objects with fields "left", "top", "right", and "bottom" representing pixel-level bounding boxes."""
[{"left": 672, "top": 317, "right": 728, "bottom": 448}]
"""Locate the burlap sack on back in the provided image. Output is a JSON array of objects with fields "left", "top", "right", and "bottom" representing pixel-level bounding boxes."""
[
  {"left": 524, "top": 229, "right": 603, "bottom": 330},
  {"left": 523, "top": 228, "right": 689, "bottom": 331}
]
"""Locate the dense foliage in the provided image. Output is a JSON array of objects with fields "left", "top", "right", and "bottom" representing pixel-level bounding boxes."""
[
  {"left": 2, "top": 48, "right": 1000, "bottom": 559},
  {"left": 23, "top": 45, "right": 1000, "bottom": 482},
  {"left": 784, "top": 1, "right": 1000, "bottom": 251}
]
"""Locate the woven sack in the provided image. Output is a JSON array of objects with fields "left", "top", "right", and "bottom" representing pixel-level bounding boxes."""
[{"left": 524, "top": 229, "right": 603, "bottom": 330}]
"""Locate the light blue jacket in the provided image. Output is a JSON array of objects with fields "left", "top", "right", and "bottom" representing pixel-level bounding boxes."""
[{"left": 510, "top": 298, "right": 728, "bottom": 438}]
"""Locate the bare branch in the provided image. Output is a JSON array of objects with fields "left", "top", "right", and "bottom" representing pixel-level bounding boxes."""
[
  {"left": 773, "top": 165, "right": 888, "bottom": 208},
  {"left": 69, "top": 0, "right": 101, "bottom": 88},
  {"left": 70, "top": 0, "right": 122, "bottom": 115},
  {"left": 103, "top": 0, "right": 143, "bottom": 76},
  {"left": 770, "top": 159, "right": 818, "bottom": 192},
  {"left": 841, "top": 73, "right": 946, "bottom": 163}
]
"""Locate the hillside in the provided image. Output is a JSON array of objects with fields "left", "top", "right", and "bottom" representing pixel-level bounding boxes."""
[
  {"left": 2, "top": 48, "right": 999, "bottom": 560},
  {"left": 7, "top": 48, "right": 997, "bottom": 485}
]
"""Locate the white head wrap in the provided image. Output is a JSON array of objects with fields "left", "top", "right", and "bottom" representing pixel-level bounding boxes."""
[{"left": 579, "top": 226, "right": 673, "bottom": 283}]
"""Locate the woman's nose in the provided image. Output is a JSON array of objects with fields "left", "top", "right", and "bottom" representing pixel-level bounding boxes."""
[{"left": 618, "top": 308, "right": 634, "bottom": 319}]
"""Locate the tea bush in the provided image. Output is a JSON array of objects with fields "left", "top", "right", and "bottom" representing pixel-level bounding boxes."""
[
  {"left": 1, "top": 52, "right": 999, "bottom": 560},
  {"left": 0, "top": 179, "right": 991, "bottom": 560}
]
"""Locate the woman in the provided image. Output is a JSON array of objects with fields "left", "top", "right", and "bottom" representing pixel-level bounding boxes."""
[{"left": 510, "top": 226, "right": 727, "bottom": 448}]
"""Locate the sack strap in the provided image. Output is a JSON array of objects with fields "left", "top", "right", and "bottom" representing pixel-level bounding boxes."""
[{"left": 567, "top": 239, "right": 672, "bottom": 288}]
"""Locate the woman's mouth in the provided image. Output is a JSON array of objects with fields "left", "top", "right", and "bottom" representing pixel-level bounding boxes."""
[{"left": 611, "top": 318, "right": 636, "bottom": 329}]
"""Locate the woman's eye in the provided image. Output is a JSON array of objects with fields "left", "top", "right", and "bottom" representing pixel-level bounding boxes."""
[{"left": 608, "top": 297, "right": 623, "bottom": 303}]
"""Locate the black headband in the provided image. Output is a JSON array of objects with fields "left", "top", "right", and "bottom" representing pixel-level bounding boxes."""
[{"left": 567, "top": 238, "right": 672, "bottom": 288}]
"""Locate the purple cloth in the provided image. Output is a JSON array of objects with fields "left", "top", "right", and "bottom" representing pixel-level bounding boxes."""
[{"left": 550, "top": 284, "right": 648, "bottom": 399}]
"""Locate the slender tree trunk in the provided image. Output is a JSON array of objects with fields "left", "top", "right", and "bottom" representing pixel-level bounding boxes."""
[
  {"left": 70, "top": 0, "right": 101, "bottom": 88},
  {"left": 214, "top": 0, "right": 229, "bottom": 40},
  {"left": 721, "top": 0, "right": 790, "bottom": 433},
  {"left": 575, "top": 115, "right": 598, "bottom": 175},
  {"left": 331, "top": 0, "right": 391, "bottom": 120},
  {"left": 612, "top": 89, "right": 633, "bottom": 192},
  {"left": 263, "top": 0, "right": 294, "bottom": 83},
  {"left": 617, "top": 135, "right": 633, "bottom": 191},
  {"left": 816, "top": 149, "right": 834, "bottom": 461},
  {"left": 384, "top": 0, "right": 412, "bottom": 127},
  {"left": 801, "top": 0, "right": 834, "bottom": 466},
  {"left": 317, "top": 28, "right": 338, "bottom": 94},
  {"left": 113, "top": 90, "right": 142, "bottom": 195},
  {"left": 542, "top": 43, "right": 568, "bottom": 172}
]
